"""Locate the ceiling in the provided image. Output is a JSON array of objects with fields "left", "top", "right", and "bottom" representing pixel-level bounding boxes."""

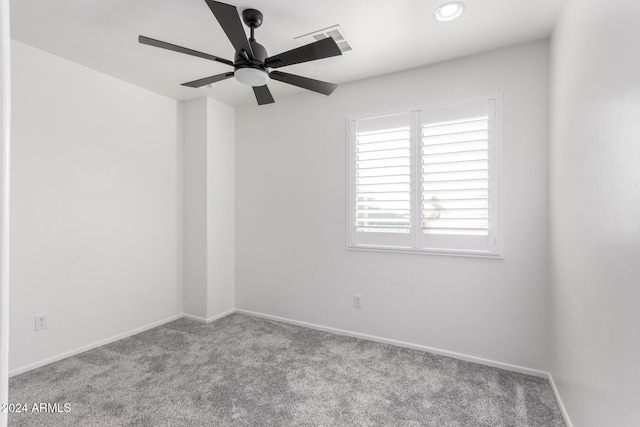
[{"left": 10, "top": 0, "right": 566, "bottom": 107}]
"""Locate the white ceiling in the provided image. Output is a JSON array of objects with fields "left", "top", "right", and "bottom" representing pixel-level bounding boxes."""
[{"left": 10, "top": 0, "right": 565, "bottom": 107}]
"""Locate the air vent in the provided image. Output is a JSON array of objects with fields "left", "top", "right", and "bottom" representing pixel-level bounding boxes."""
[{"left": 294, "top": 25, "right": 352, "bottom": 53}]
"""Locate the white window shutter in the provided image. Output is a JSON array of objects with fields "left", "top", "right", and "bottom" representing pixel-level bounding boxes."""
[
  {"left": 349, "top": 97, "right": 501, "bottom": 257},
  {"left": 418, "top": 100, "right": 498, "bottom": 253},
  {"left": 350, "top": 113, "right": 412, "bottom": 248}
]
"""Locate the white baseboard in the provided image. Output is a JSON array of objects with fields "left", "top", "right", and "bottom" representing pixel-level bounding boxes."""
[
  {"left": 236, "top": 308, "right": 549, "bottom": 379},
  {"left": 9, "top": 314, "right": 183, "bottom": 377},
  {"left": 182, "top": 309, "right": 236, "bottom": 324},
  {"left": 548, "top": 372, "right": 573, "bottom": 427}
]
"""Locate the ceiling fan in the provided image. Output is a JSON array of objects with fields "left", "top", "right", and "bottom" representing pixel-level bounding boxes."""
[{"left": 139, "top": 0, "right": 343, "bottom": 105}]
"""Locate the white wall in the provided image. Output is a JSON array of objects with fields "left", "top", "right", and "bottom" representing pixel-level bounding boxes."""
[
  {"left": 550, "top": 0, "right": 640, "bottom": 425},
  {"left": 183, "top": 97, "right": 235, "bottom": 321},
  {"left": 183, "top": 98, "right": 208, "bottom": 319},
  {"left": 235, "top": 40, "right": 551, "bottom": 370},
  {"left": 0, "top": 0, "right": 10, "bottom": 424},
  {"left": 9, "top": 41, "right": 182, "bottom": 373},
  {"left": 205, "top": 98, "right": 235, "bottom": 320}
]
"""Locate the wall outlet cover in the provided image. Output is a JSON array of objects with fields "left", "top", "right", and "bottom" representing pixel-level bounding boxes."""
[
  {"left": 354, "top": 295, "right": 362, "bottom": 309},
  {"left": 35, "top": 314, "right": 48, "bottom": 331}
]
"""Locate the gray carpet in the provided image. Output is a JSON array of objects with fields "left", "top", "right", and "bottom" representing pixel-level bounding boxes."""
[{"left": 9, "top": 313, "right": 564, "bottom": 426}]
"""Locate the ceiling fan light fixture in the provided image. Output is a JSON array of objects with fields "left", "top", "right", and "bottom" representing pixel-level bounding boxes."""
[
  {"left": 434, "top": 1, "right": 466, "bottom": 22},
  {"left": 235, "top": 67, "right": 269, "bottom": 87}
]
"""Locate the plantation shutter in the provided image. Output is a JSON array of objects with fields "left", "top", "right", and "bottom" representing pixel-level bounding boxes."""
[
  {"left": 348, "top": 97, "right": 500, "bottom": 256},
  {"left": 418, "top": 100, "right": 498, "bottom": 252},
  {"left": 350, "top": 113, "right": 412, "bottom": 248}
]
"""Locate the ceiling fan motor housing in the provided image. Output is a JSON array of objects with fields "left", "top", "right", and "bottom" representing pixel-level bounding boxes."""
[{"left": 234, "top": 39, "right": 268, "bottom": 67}]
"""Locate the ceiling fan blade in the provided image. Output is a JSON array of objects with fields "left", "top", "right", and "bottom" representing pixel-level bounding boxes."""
[
  {"left": 252, "top": 85, "right": 275, "bottom": 105},
  {"left": 265, "top": 37, "right": 342, "bottom": 69},
  {"left": 205, "top": 0, "right": 253, "bottom": 58},
  {"left": 181, "top": 72, "right": 235, "bottom": 88},
  {"left": 270, "top": 71, "right": 337, "bottom": 96},
  {"left": 139, "top": 35, "right": 233, "bottom": 66}
]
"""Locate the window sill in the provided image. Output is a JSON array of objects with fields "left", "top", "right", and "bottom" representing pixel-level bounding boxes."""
[{"left": 347, "top": 244, "right": 503, "bottom": 259}]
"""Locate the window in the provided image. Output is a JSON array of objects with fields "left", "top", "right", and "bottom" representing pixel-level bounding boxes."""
[{"left": 348, "top": 96, "right": 502, "bottom": 257}]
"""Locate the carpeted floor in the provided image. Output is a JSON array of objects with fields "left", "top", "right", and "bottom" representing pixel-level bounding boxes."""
[{"left": 9, "top": 313, "right": 565, "bottom": 426}]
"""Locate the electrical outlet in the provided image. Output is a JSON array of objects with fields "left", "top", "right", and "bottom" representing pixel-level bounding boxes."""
[
  {"left": 353, "top": 295, "right": 362, "bottom": 309},
  {"left": 35, "top": 314, "right": 48, "bottom": 331}
]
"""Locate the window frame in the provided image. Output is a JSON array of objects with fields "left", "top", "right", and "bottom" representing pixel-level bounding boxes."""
[{"left": 347, "top": 95, "right": 503, "bottom": 258}]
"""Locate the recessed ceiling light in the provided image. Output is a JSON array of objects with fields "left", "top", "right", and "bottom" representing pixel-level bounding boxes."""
[{"left": 434, "top": 1, "right": 466, "bottom": 22}]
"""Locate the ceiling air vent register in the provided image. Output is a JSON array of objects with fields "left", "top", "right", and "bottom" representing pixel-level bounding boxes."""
[{"left": 295, "top": 25, "right": 352, "bottom": 53}]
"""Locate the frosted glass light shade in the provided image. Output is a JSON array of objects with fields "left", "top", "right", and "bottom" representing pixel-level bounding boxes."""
[{"left": 235, "top": 68, "right": 269, "bottom": 86}]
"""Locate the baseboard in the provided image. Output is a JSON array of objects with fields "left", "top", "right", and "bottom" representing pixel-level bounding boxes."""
[
  {"left": 547, "top": 373, "right": 573, "bottom": 427},
  {"left": 236, "top": 308, "right": 549, "bottom": 379},
  {"left": 9, "top": 314, "right": 183, "bottom": 377},
  {"left": 182, "top": 309, "right": 236, "bottom": 324}
]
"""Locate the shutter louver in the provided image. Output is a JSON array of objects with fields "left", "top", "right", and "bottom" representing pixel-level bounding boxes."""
[
  {"left": 422, "top": 116, "right": 489, "bottom": 236},
  {"left": 355, "top": 125, "right": 411, "bottom": 233}
]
